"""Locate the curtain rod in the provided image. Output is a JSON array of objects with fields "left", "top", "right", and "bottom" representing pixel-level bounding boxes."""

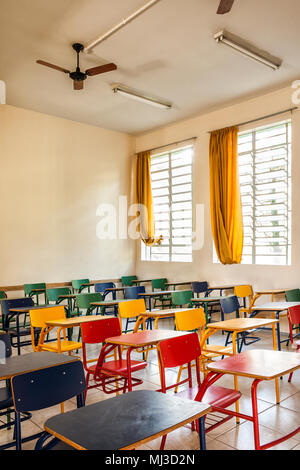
[
  {"left": 208, "top": 107, "right": 298, "bottom": 133},
  {"left": 138, "top": 137, "right": 197, "bottom": 155}
]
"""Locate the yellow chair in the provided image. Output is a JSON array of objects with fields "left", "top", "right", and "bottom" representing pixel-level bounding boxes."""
[
  {"left": 118, "top": 299, "right": 151, "bottom": 359},
  {"left": 118, "top": 299, "right": 147, "bottom": 334},
  {"left": 234, "top": 285, "right": 254, "bottom": 317},
  {"left": 30, "top": 306, "right": 82, "bottom": 355},
  {"left": 174, "top": 308, "right": 232, "bottom": 384}
]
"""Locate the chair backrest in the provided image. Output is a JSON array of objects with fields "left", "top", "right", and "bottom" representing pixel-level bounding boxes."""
[
  {"left": 175, "top": 308, "right": 206, "bottom": 333},
  {"left": 76, "top": 292, "right": 103, "bottom": 309},
  {"left": 94, "top": 282, "right": 115, "bottom": 293},
  {"left": 29, "top": 306, "right": 66, "bottom": 328},
  {"left": 158, "top": 333, "right": 201, "bottom": 369},
  {"left": 152, "top": 278, "right": 168, "bottom": 291},
  {"left": 46, "top": 287, "right": 71, "bottom": 303},
  {"left": 0, "top": 290, "right": 7, "bottom": 300},
  {"left": 234, "top": 285, "right": 253, "bottom": 308},
  {"left": 124, "top": 286, "right": 145, "bottom": 300},
  {"left": 118, "top": 299, "right": 146, "bottom": 319},
  {"left": 1, "top": 297, "right": 34, "bottom": 317},
  {"left": 0, "top": 332, "right": 12, "bottom": 358},
  {"left": 286, "top": 289, "right": 300, "bottom": 302},
  {"left": 24, "top": 283, "right": 46, "bottom": 296},
  {"left": 11, "top": 361, "right": 86, "bottom": 412},
  {"left": 287, "top": 305, "right": 300, "bottom": 345},
  {"left": 72, "top": 279, "right": 89, "bottom": 291},
  {"left": 81, "top": 317, "right": 121, "bottom": 345},
  {"left": 171, "top": 290, "right": 193, "bottom": 307},
  {"left": 220, "top": 296, "right": 240, "bottom": 317},
  {"left": 191, "top": 282, "right": 208, "bottom": 295},
  {"left": 121, "top": 276, "right": 138, "bottom": 287}
]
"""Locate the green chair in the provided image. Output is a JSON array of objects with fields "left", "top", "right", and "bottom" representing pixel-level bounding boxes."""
[
  {"left": 24, "top": 283, "right": 46, "bottom": 305},
  {"left": 171, "top": 290, "right": 193, "bottom": 308},
  {"left": 152, "top": 278, "right": 172, "bottom": 309},
  {"left": 72, "top": 279, "right": 90, "bottom": 293},
  {"left": 286, "top": 289, "right": 300, "bottom": 302},
  {"left": 76, "top": 292, "right": 104, "bottom": 315},
  {"left": 121, "top": 276, "right": 138, "bottom": 287}
]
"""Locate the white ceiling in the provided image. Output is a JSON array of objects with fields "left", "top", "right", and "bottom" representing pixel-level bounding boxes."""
[{"left": 1, "top": 0, "right": 300, "bottom": 135}]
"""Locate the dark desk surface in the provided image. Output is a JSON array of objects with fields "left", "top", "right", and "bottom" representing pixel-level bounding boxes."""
[
  {"left": 0, "top": 351, "right": 80, "bottom": 380},
  {"left": 44, "top": 390, "right": 211, "bottom": 450}
]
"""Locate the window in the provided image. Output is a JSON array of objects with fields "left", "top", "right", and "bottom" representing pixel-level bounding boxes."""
[
  {"left": 141, "top": 145, "right": 193, "bottom": 262},
  {"left": 238, "top": 120, "right": 292, "bottom": 265}
]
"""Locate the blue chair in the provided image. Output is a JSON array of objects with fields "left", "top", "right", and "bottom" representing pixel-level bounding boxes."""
[
  {"left": 94, "top": 282, "right": 116, "bottom": 300},
  {"left": 11, "top": 360, "right": 86, "bottom": 450},
  {"left": 192, "top": 281, "right": 209, "bottom": 297},
  {"left": 0, "top": 334, "right": 32, "bottom": 450},
  {"left": 124, "top": 286, "right": 146, "bottom": 300},
  {"left": 1, "top": 298, "right": 35, "bottom": 353},
  {"left": 220, "top": 296, "right": 259, "bottom": 352}
]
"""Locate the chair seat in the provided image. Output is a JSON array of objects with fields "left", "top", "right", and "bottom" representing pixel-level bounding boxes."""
[
  {"left": 177, "top": 385, "right": 241, "bottom": 409},
  {"left": 0, "top": 387, "right": 13, "bottom": 410},
  {"left": 202, "top": 345, "right": 232, "bottom": 358},
  {"left": 40, "top": 340, "right": 82, "bottom": 352},
  {"left": 7, "top": 327, "right": 31, "bottom": 337},
  {"left": 88, "top": 359, "right": 147, "bottom": 375}
]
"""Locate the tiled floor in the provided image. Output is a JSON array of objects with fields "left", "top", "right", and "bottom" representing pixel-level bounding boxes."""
[{"left": 2, "top": 312, "right": 300, "bottom": 451}]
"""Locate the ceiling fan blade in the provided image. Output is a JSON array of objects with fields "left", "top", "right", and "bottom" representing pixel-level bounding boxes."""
[
  {"left": 85, "top": 63, "right": 117, "bottom": 77},
  {"left": 74, "top": 80, "right": 84, "bottom": 90},
  {"left": 217, "top": 0, "right": 235, "bottom": 14},
  {"left": 36, "top": 60, "right": 70, "bottom": 74}
]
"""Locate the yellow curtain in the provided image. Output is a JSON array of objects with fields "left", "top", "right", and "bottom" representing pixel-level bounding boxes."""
[
  {"left": 136, "top": 151, "right": 163, "bottom": 247},
  {"left": 209, "top": 126, "right": 243, "bottom": 264}
]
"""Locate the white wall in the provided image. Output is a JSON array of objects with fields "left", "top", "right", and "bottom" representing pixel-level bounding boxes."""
[
  {"left": 0, "top": 104, "right": 135, "bottom": 286},
  {"left": 135, "top": 85, "right": 300, "bottom": 291}
]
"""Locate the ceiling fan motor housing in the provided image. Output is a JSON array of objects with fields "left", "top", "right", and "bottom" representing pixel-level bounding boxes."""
[{"left": 70, "top": 43, "right": 86, "bottom": 81}]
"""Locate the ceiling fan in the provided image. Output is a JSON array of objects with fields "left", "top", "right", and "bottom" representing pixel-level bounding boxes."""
[
  {"left": 217, "top": 0, "right": 235, "bottom": 14},
  {"left": 36, "top": 43, "right": 117, "bottom": 90}
]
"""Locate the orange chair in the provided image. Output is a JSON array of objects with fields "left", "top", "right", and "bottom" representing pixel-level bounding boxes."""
[
  {"left": 234, "top": 285, "right": 254, "bottom": 317},
  {"left": 157, "top": 332, "right": 241, "bottom": 450},
  {"left": 81, "top": 317, "right": 147, "bottom": 398},
  {"left": 118, "top": 299, "right": 147, "bottom": 333},
  {"left": 29, "top": 306, "right": 82, "bottom": 354},
  {"left": 287, "top": 305, "right": 300, "bottom": 382}
]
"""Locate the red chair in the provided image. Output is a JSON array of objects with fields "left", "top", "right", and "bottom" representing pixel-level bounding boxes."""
[
  {"left": 81, "top": 318, "right": 147, "bottom": 398},
  {"left": 157, "top": 332, "right": 241, "bottom": 450},
  {"left": 287, "top": 305, "right": 300, "bottom": 382}
]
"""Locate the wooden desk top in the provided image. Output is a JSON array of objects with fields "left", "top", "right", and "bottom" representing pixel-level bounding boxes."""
[
  {"left": 44, "top": 390, "right": 211, "bottom": 450},
  {"left": 90, "top": 300, "right": 128, "bottom": 307},
  {"left": 192, "top": 296, "right": 231, "bottom": 303},
  {"left": 139, "top": 308, "right": 195, "bottom": 318},
  {"left": 207, "top": 317, "right": 278, "bottom": 332},
  {"left": 208, "top": 285, "right": 235, "bottom": 291},
  {"left": 139, "top": 290, "right": 178, "bottom": 297},
  {"left": 165, "top": 281, "right": 192, "bottom": 287},
  {"left": 105, "top": 287, "right": 126, "bottom": 292},
  {"left": 0, "top": 352, "right": 79, "bottom": 381},
  {"left": 45, "top": 315, "right": 111, "bottom": 328},
  {"left": 207, "top": 349, "right": 300, "bottom": 381},
  {"left": 58, "top": 294, "right": 76, "bottom": 299},
  {"left": 105, "top": 330, "right": 191, "bottom": 348},
  {"left": 131, "top": 279, "right": 153, "bottom": 285},
  {"left": 250, "top": 302, "right": 300, "bottom": 311},
  {"left": 255, "top": 289, "right": 287, "bottom": 295},
  {"left": 9, "top": 305, "right": 58, "bottom": 314}
]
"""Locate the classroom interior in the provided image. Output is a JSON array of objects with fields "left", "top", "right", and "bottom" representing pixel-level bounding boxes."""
[{"left": 1, "top": 0, "right": 300, "bottom": 452}]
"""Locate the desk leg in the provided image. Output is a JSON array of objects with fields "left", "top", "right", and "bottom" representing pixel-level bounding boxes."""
[
  {"left": 126, "top": 347, "right": 134, "bottom": 392},
  {"left": 16, "top": 315, "right": 21, "bottom": 356},
  {"left": 272, "top": 323, "right": 280, "bottom": 404},
  {"left": 198, "top": 417, "right": 206, "bottom": 450},
  {"left": 251, "top": 379, "right": 262, "bottom": 450},
  {"left": 275, "top": 312, "right": 281, "bottom": 351},
  {"left": 232, "top": 331, "right": 240, "bottom": 424}
]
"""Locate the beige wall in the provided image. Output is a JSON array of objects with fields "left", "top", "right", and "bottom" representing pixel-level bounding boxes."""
[
  {"left": 135, "top": 85, "right": 300, "bottom": 291},
  {"left": 0, "top": 104, "right": 135, "bottom": 286}
]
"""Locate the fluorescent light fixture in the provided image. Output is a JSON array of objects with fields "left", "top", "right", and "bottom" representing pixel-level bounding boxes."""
[
  {"left": 111, "top": 84, "right": 172, "bottom": 109},
  {"left": 214, "top": 30, "right": 282, "bottom": 70}
]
